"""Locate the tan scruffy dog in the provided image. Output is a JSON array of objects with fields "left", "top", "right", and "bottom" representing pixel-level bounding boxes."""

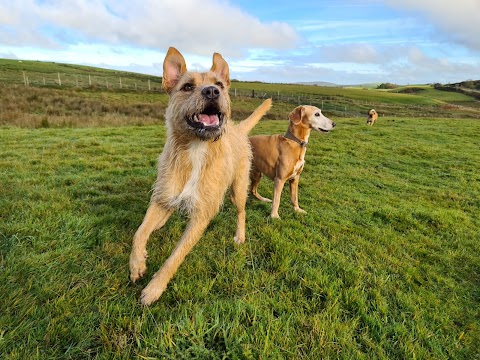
[
  {"left": 129, "top": 47, "right": 272, "bottom": 305},
  {"left": 367, "top": 109, "right": 378, "bottom": 126}
]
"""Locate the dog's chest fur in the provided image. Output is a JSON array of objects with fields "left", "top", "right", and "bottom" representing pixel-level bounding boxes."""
[
  {"left": 288, "top": 149, "right": 306, "bottom": 180},
  {"left": 168, "top": 141, "right": 208, "bottom": 211}
]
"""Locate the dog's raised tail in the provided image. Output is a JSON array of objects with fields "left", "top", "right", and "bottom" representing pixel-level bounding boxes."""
[{"left": 236, "top": 98, "right": 272, "bottom": 135}]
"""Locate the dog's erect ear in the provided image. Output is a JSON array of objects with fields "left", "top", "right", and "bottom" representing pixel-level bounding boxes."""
[
  {"left": 289, "top": 106, "right": 304, "bottom": 125},
  {"left": 211, "top": 53, "right": 230, "bottom": 87},
  {"left": 163, "top": 47, "right": 187, "bottom": 93}
]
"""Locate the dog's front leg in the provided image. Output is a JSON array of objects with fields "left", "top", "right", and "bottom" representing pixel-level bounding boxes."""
[
  {"left": 140, "top": 215, "right": 211, "bottom": 305},
  {"left": 271, "top": 177, "right": 286, "bottom": 218},
  {"left": 289, "top": 176, "right": 306, "bottom": 214},
  {"left": 130, "top": 202, "right": 173, "bottom": 283},
  {"left": 230, "top": 164, "right": 250, "bottom": 244}
]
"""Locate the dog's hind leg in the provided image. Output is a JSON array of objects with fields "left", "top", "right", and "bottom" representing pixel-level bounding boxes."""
[
  {"left": 289, "top": 176, "right": 306, "bottom": 214},
  {"left": 130, "top": 202, "right": 173, "bottom": 283},
  {"left": 140, "top": 214, "right": 212, "bottom": 305},
  {"left": 250, "top": 169, "right": 272, "bottom": 203}
]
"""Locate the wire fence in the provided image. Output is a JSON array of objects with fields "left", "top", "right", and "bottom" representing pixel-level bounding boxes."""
[
  {"left": 3, "top": 71, "right": 477, "bottom": 118},
  {"left": 9, "top": 71, "right": 163, "bottom": 92},
  {"left": 230, "top": 88, "right": 452, "bottom": 118}
]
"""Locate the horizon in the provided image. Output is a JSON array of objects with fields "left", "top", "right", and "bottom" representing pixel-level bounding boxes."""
[{"left": 0, "top": 0, "right": 479, "bottom": 85}]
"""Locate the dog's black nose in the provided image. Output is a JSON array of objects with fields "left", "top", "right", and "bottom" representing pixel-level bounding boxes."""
[
  {"left": 202, "top": 86, "right": 220, "bottom": 99},
  {"left": 332, "top": 122, "right": 337, "bottom": 127}
]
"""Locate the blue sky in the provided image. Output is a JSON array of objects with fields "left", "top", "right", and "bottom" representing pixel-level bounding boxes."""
[{"left": 0, "top": 0, "right": 479, "bottom": 85}]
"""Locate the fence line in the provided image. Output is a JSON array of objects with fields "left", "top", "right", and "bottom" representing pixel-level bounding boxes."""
[
  {"left": 5, "top": 71, "right": 163, "bottom": 92},
  {"left": 231, "top": 88, "right": 447, "bottom": 118},
  {"left": 2, "top": 71, "right": 465, "bottom": 118}
]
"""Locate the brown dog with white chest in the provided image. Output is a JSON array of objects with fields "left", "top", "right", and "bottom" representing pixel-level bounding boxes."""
[
  {"left": 129, "top": 47, "right": 272, "bottom": 305},
  {"left": 249, "top": 105, "right": 335, "bottom": 218}
]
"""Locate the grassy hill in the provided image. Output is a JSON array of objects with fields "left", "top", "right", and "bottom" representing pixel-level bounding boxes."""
[
  {"left": 1, "top": 58, "right": 480, "bottom": 127},
  {"left": 0, "top": 59, "right": 162, "bottom": 90},
  {"left": 391, "top": 85, "right": 480, "bottom": 108},
  {"left": 1, "top": 118, "right": 479, "bottom": 358}
]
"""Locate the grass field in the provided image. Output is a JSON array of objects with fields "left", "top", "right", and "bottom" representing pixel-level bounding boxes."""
[{"left": 1, "top": 115, "right": 479, "bottom": 358}]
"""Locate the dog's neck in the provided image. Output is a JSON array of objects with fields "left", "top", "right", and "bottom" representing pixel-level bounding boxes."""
[{"left": 285, "top": 123, "right": 311, "bottom": 148}]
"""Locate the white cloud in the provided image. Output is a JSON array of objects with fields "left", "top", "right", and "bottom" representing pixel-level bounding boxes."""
[
  {"left": 384, "top": 0, "right": 480, "bottom": 51},
  {"left": 0, "top": 0, "right": 299, "bottom": 57},
  {"left": 311, "top": 44, "right": 390, "bottom": 64},
  {"left": 0, "top": 51, "right": 18, "bottom": 59}
]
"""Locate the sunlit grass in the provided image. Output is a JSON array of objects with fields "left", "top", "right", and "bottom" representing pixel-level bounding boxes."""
[{"left": 1, "top": 117, "right": 479, "bottom": 358}]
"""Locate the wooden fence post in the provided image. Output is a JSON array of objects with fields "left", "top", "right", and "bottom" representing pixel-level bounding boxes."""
[
  {"left": 148, "top": 79, "right": 151, "bottom": 91},
  {"left": 89, "top": 75, "right": 91, "bottom": 86},
  {"left": 23, "top": 71, "right": 27, "bottom": 86},
  {"left": 58, "top": 73, "right": 61, "bottom": 86},
  {"left": 119, "top": 77, "right": 122, "bottom": 89}
]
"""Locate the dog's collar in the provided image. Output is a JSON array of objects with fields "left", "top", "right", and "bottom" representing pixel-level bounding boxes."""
[{"left": 284, "top": 129, "right": 308, "bottom": 148}]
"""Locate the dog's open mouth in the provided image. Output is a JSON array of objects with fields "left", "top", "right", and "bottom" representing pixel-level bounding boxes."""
[
  {"left": 188, "top": 113, "right": 222, "bottom": 127},
  {"left": 317, "top": 127, "right": 330, "bottom": 133},
  {"left": 185, "top": 104, "right": 225, "bottom": 140},
  {"left": 186, "top": 105, "right": 224, "bottom": 130}
]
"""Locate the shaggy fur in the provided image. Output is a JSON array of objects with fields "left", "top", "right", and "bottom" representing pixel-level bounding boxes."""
[{"left": 129, "top": 47, "right": 272, "bottom": 305}]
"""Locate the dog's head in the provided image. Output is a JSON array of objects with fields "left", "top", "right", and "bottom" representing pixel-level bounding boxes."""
[
  {"left": 162, "top": 47, "right": 231, "bottom": 141},
  {"left": 289, "top": 105, "right": 336, "bottom": 133},
  {"left": 368, "top": 109, "right": 377, "bottom": 117}
]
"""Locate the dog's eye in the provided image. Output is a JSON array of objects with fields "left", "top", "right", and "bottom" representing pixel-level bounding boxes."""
[
  {"left": 216, "top": 82, "right": 224, "bottom": 89},
  {"left": 315, "top": 112, "right": 320, "bottom": 117},
  {"left": 182, "top": 83, "right": 194, "bottom": 91}
]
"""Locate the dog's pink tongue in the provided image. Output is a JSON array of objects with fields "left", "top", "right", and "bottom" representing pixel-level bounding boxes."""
[{"left": 198, "top": 114, "right": 219, "bottom": 126}]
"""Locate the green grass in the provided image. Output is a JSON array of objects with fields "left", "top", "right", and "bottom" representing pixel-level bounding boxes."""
[
  {"left": 0, "top": 59, "right": 162, "bottom": 90},
  {"left": 1, "top": 117, "right": 479, "bottom": 359},
  {"left": 391, "top": 85, "right": 478, "bottom": 103},
  {"left": 233, "top": 81, "right": 441, "bottom": 106}
]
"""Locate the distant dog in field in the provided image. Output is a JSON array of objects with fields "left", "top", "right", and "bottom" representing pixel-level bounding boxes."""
[
  {"left": 367, "top": 109, "right": 378, "bottom": 126},
  {"left": 249, "top": 105, "right": 335, "bottom": 218},
  {"left": 129, "top": 47, "right": 272, "bottom": 305}
]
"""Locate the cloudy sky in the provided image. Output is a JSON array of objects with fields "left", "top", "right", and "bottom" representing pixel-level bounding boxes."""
[{"left": 0, "top": 0, "right": 479, "bottom": 85}]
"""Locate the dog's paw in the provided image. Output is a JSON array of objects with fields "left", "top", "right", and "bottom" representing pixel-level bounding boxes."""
[
  {"left": 129, "top": 251, "right": 147, "bottom": 283},
  {"left": 271, "top": 213, "right": 280, "bottom": 219},
  {"left": 234, "top": 235, "right": 245, "bottom": 245},
  {"left": 294, "top": 207, "right": 307, "bottom": 214},
  {"left": 260, "top": 197, "right": 272, "bottom": 203},
  {"left": 140, "top": 284, "right": 165, "bottom": 306},
  {"left": 130, "top": 263, "right": 147, "bottom": 283}
]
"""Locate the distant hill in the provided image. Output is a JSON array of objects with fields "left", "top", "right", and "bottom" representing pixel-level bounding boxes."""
[
  {"left": 434, "top": 81, "right": 480, "bottom": 101},
  {"left": 344, "top": 83, "right": 383, "bottom": 89},
  {"left": 295, "top": 81, "right": 339, "bottom": 87}
]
